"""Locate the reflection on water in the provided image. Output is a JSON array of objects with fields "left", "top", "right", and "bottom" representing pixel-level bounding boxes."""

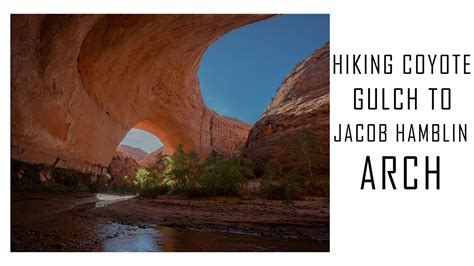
[
  {"left": 70, "top": 194, "right": 327, "bottom": 252},
  {"left": 94, "top": 194, "right": 135, "bottom": 208},
  {"left": 12, "top": 193, "right": 328, "bottom": 252},
  {"left": 99, "top": 223, "right": 329, "bottom": 252},
  {"left": 101, "top": 223, "right": 160, "bottom": 252}
]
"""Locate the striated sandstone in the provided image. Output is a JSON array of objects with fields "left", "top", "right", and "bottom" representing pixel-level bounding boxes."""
[
  {"left": 246, "top": 43, "right": 329, "bottom": 175},
  {"left": 11, "top": 15, "right": 268, "bottom": 174}
]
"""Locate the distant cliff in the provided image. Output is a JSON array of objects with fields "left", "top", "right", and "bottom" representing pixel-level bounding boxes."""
[{"left": 116, "top": 144, "right": 149, "bottom": 162}]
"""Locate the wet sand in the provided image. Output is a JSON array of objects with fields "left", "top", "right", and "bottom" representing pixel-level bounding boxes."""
[{"left": 11, "top": 192, "right": 329, "bottom": 252}]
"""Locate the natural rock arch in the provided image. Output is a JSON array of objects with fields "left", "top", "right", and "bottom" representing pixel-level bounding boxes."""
[{"left": 11, "top": 14, "right": 272, "bottom": 174}]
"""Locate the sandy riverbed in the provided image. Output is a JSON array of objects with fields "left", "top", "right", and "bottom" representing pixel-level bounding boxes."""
[{"left": 11, "top": 192, "right": 329, "bottom": 251}]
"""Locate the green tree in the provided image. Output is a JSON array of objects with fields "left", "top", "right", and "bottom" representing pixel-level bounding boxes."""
[
  {"left": 135, "top": 168, "right": 154, "bottom": 191},
  {"left": 283, "top": 128, "right": 327, "bottom": 189},
  {"left": 261, "top": 161, "right": 304, "bottom": 200},
  {"left": 165, "top": 145, "right": 200, "bottom": 191},
  {"left": 230, "top": 144, "right": 255, "bottom": 179},
  {"left": 201, "top": 151, "right": 243, "bottom": 196}
]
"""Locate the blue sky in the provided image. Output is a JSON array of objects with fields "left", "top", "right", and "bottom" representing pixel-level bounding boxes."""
[
  {"left": 199, "top": 14, "right": 329, "bottom": 124},
  {"left": 121, "top": 14, "right": 329, "bottom": 153},
  {"left": 120, "top": 128, "right": 163, "bottom": 153}
]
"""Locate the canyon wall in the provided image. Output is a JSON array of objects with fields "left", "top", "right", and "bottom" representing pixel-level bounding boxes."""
[
  {"left": 11, "top": 15, "right": 267, "bottom": 174},
  {"left": 107, "top": 151, "right": 140, "bottom": 180},
  {"left": 140, "top": 147, "right": 168, "bottom": 169},
  {"left": 116, "top": 145, "right": 148, "bottom": 162},
  {"left": 246, "top": 43, "right": 329, "bottom": 175}
]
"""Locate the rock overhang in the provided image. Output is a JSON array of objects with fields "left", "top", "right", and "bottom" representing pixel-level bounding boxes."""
[{"left": 11, "top": 14, "right": 274, "bottom": 174}]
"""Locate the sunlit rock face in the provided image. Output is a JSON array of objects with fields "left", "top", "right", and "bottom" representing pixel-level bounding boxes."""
[
  {"left": 11, "top": 14, "right": 267, "bottom": 174},
  {"left": 246, "top": 43, "right": 329, "bottom": 175}
]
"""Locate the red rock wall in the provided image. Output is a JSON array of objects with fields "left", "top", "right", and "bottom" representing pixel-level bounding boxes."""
[
  {"left": 246, "top": 43, "right": 330, "bottom": 175},
  {"left": 139, "top": 147, "right": 168, "bottom": 169},
  {"left": 11, "top": 15, "right": 268, "bottom": 174},
  {"left": 108, "top": 151, "right": 141, "bottom": 180}
]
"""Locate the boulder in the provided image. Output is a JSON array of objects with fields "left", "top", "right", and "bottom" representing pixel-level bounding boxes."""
[{"left": 107, "top": 151, "right": 140, "bottom": 180}]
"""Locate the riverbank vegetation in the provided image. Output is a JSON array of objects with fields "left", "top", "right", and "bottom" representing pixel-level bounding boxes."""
[
  {"left": 11, "top": 133, "right": 329, "bottom": 201},
  {"left": 133, "top": 137, "right": 329, "bottom": 200}
]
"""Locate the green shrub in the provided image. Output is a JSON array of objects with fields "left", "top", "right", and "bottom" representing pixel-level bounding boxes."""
[
  {"left": 231, "top": 145, "right": 255, "bottom": 179},
  {"left": 164, "top": 145, "right": 201, "bottom": 195},
  {"left": 261, "top": 162, "right": 304, "bottom": 200},
  {"left": 282, "top": 129, "right": 329, "bottom": 192},
  {"left": 148, "top": 154, "right": 168, "bottom": 178},
  {"left": 200, "top": 152, "right": 244, "bottom": 196},
  {"left": 135, "top": 167, "right": 171, "bottom": 197},
  {"left": 136, "top": 168, "right": 153, "bottom": 190}
]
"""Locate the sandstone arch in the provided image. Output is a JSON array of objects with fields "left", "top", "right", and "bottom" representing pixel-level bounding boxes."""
[{"left": 11, "top": 14, "right": 272, "bottom": 174}]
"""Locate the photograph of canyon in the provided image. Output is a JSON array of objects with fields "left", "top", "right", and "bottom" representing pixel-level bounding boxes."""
[{"left": 10, "top": 14, "right": 329, "bottom": 252}]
